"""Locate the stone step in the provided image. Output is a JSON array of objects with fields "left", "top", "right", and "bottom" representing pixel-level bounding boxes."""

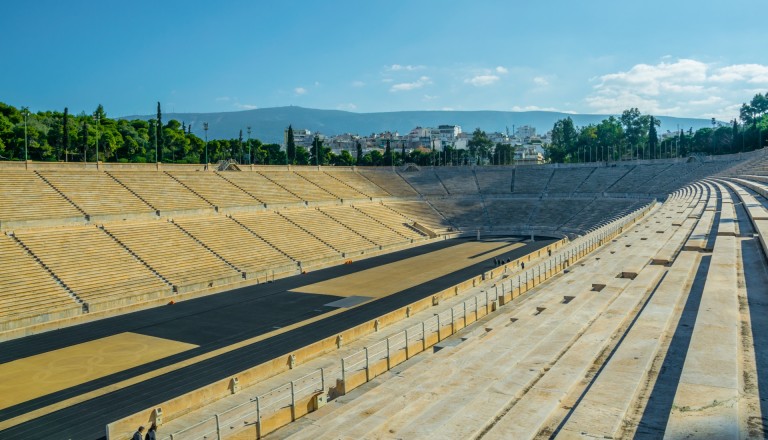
[
  {"left": 557, "top": 250, "right": 701, "bottom": 439},
  {"left": 481, "top": 266, "right": 666, "bottom": 440},
  {"left": 664, "top": 233, "right": 741, "bottom": 438}
]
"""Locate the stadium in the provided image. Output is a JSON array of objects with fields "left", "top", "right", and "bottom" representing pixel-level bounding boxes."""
[{"left": 1, "top": 151, "right": 767, "bottom": 439}]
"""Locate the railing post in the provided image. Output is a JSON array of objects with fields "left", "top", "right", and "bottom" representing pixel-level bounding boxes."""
[
  {"left": 450, "top": 308, "right": 455, "bottom": 334},
  {"left": 215, "top": 414, "right": 221, "bottom": 440},
  {"left": 365, "top": 347, "right": 370, "bottom": 381},
  {"left": 404, "top": 329, "right": 409, "bottom": 358},
  {"left": 474, "top": 296, "right": 478, "bottom": 320},
  {"left": 437, "top": 314, "right": 441, "bottom": 342},
  {"left": 320, "top": 368, "right": 325, "bottom": 392},
  {"left": 485, "top": 290, "right": 490, "bottom": 314},
  {"left": 290, "top": 381, "right": 296, "bottom": 420},
  {"left": 463, "top": 301, "right": 467, "bottom": 327},
  {"left": 341, "top": 358, "right": 346, "bottom": 383},
  {"left": 422, "top": 321, "right": 427, "bottom": 350},
  {"left": 386, "top": 337, "right": 391, "bottom": 370},
  {"left": 255, "top": 396, "right": 261, "bottom": 438}
]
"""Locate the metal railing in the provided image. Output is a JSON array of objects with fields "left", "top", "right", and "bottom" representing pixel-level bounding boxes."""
[
  {"left": 158, "top": 201, "right": 653, "bottom": 440},
  {"left": 162, "top": 369, "right": 325, "bottom": 440}
]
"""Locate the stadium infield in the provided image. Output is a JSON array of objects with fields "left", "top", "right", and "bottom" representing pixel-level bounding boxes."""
[{"left": 0, "top": 235, "right": 556, "bottom": 440}]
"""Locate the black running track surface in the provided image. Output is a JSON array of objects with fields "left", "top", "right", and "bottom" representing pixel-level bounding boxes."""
[{"left": 0, "top": 236, "right": 556, "bottom": 439}]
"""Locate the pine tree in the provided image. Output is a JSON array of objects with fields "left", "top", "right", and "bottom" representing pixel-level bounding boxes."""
[
  {"left": 401, "top": 143, "right": 406, "bottom": 164},
  {"left": 62, "top": 107, "right": 69, "bottom": 162},
  {"left": 286, "top": 125, "right": 296, "bottom": 165}
]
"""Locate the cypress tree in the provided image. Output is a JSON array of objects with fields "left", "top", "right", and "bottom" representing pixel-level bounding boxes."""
[
  {"left": 286, "top": 125, "right": 296, "bottom": 164},
  {"left": 384, "top": 139, "right": 392, "bottom": 166},
  {"left": 156, "top": 102, "right": 163, "bottom": 161},
  {"left": 62, "top": 107, "right": 69, "bottom": 162},
  {"left": 401, "top": 143, "right": 406, "bottom": 163},
  {"left": 648, "top": 116, "right": 658, "bottom": 158},
  {"left": 356, "top": 141, "right": 363, "bottom": 164}
]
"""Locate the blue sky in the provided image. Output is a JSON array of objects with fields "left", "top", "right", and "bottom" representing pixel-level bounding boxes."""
[{"left": 1, "top": 0, "right": 766, "bottom": 120}]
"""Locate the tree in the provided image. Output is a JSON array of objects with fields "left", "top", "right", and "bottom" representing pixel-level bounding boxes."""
[
  {"left": 333, "top": 150, "right": 355, "bottom": 166},
  {"left": 286, "top": 125, "right": 296, "bottom": 164},
  {"left": 62, "top": 107, "right": 70, "bottom": 161},
  {"left": 148, "top": 119, "right": 157, "bottom": 162},
  {"left": 492, "top": 143, "right": 515, "bottom": 165},
  {"left": 595, "top": 116, "right": 623, "bottom": 161},
  {"left": 648, "top": 116, "right": 659, "bottom": 159},
  {"left": 547, "top": 117, "right": 577, "bottom": 163},
  {"left": 384, "top": 139, "right": 392, "bottom": 166},
  {"left": 81, "top": 119, "right": 89, "bottom": 161},
  {"left": 356, "top": 141, "right": 363, "bottom": 164},
  {"left": 620, "top": 108, "right": 644, "bottom": 159},
  {"left": 156, "top": 102, "right": 163, "bottom": 161},
  {"left": 467, "top": 128, "right": 493, "bottom": 165},
  {"left": 576, "top": 124, "right": 598, "bottom": 162},
  {"left": 295, "top": 146, "right": 310, "bottom": 165}
]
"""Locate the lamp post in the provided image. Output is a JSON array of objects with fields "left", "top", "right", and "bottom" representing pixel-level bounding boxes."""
[
  {"left": 203, "top": 122, "right": 209, "bottom": 168},
  {"left": 247, "top": 126, "right": 252, "bottom": 165},
  {"left": 23, "top": 108, "right": 29, "bottom": 161}
]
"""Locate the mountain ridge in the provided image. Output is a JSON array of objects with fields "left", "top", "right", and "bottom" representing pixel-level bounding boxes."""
[{"left": 122, "top": 106, "right": 716, "bottom": 144}]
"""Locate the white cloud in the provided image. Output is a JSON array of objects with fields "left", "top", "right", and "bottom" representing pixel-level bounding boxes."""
[
  {"left": 390, "top": 76, "right": 432, "bottom": 92},
  {"left": 423, "top": 94, "right": 439, "bottom": 101},
  {"left": 337, "top": 103, "right": 357, "bottom": 111},
  {"left": 388, "top": 64, "right": 425, "bottom": 71},
  {"left": 351, "top": 80, "right": 366, "bottom": 87},
  {"left": 586, "top": 58, "right": 768, "bottom": 119},
  {"left": 465, "top": 75, "right": 500, "bottom": 87},
  {"left": 709, "top": 64, "right": 768, "bottom": 84},
  {"left": 533, "top": 76, "right": 549, "bottom": 86},
  {"left": 511, "top": 105, "right": 575, "bottom": 114},
  {"left": 496, "top": 66, "right": 509, "bottom": 74},
  {"left": 294, "top": 87, "right": 307, "bottom": 95},
  {"left": 235, "top": 103, "right": 258, "bottom": 110}
]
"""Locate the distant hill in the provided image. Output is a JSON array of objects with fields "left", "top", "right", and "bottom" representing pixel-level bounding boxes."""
[{"left": 122, "top": 106, "right": 715, "bottom": 144}]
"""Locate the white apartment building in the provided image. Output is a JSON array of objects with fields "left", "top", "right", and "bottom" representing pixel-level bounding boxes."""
[
  {"left": 284, "top": 128, "right": 314, "bottom": 147},
  {"left": 515, "top": 125, "right": 536, "bottom": 139}
]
